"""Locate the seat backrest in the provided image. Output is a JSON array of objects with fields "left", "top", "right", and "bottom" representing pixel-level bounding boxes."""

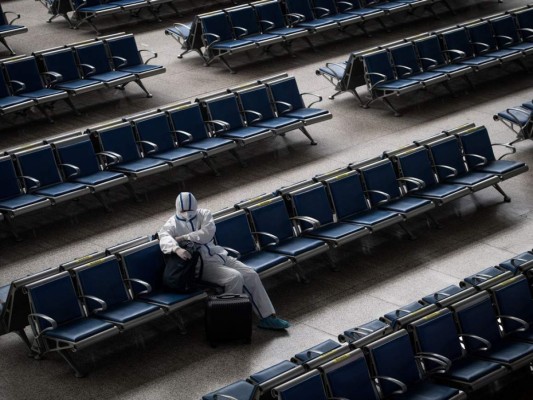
[
  {"left": 425, "top": 136, "right": 467, "bottom": 181},
  {"left": 358, "top": 160, "right": 402, "bottom": 205},
  {"left": 53, "top": 135, "right": 102, "bottom": 179},
  {"left": 362, "top": 50, "right": 395, "bottom": 86},
  {"left": 202, "top": 94, "right": 245, "bottom": 131},
  {"left": 118, "top": 240, "right": 165, "bottom": 294},
  {"left": 236, "top": 85, "right": 276, "bottom": 124},
  {"left": 0, "top": 4, "right": 7, "bottom": 26},
  {"left": 214, "top": 209, "right": 258, "bottom": 257},
  {"left": 456, "top": 126, "right": 496, "bottom": 170},
  {"left": 267, "top": 77, "right": 305, "bottom": 113},
  {"left": 95, "top": 122, "right": 142, "bottom": 163},
  {"left": 441, "top": 28, "right": 474, "bottom": 58},
  {"left": 0, "top": 155, "right": 23, "bottom": 200},
  {"left": 73, "top": 0, "right": 103, "bottom": 8},
  {"left": 273, "top": 370, "right": 329, "bottom": 400},
  {"left": 289, "top": 183, "right": 334, "bottom": 229},
  {"left": 389, "top": 43, "right": 422, "bottom": 76},
  {"left": 514, "top": 8, "right": 533, "bottom": 33},
  {"left": 323, "top": 171, "right": 370, "bottom": 219},
  {"left": 200, "top": 12, "right": 235, "bottom": 44},
  {"left": 247, "top": 197, "right": 295, "bottom": 245},
  {"left": 421, "top": 284, "right": 476, "bottom": 308},
  {"left": 413, "top": 35, "right": 447, "bottom": 70},
  {"left": 0, "top": 67, "right": 13, "bottom": 98},
  {"left": 74, "top": 255, "right": 131, "bottom": 312},
  {"left": 490, "top": 276, "right": 533, "bottom": 333},
  {"left": 105, "top": 34, "right": 143, "bottom": 69},
  {"left": 39, "top": 48, "right": 82, "bottom": 83},
  {"left": 394, "top": 147, "right": 438, "bottom": 189},
  {"left": 314, "top": 0, "right": 340, "bottom": 16},
  {"left": 365, "top": 330, "right": 422, "bottom": 397},
  {"left": 489, "top": 15, "right": 521, "bottom": 47},
  {"left": 166, "top": 102, "right": 210, "bottom": 144},
  {"left": 320, "top": 349, "right": 379, "bottom": 400},
  {"left": 466, "top": 21, "right": 498, "bottom": 53},
  {"left": 226, "top": 6, "right": 261, "bottom": 36},
  {"left": 285, "top": 0, "right": 316, "bottom": 22},
  {"left": 26, "top": 272, "right": 85, "bottom": 330},
  {"left": 74, "top": 41, "right": 113, "bottom": 75},
  {"left": 15, "top": 145, "right": 64, "bottom": 189},
  {"left": 253, "top": 0, "right": 286, "bottom": 30},
  {"left": 3, "top": 56, "right": 44, "bottom": 93},
  {"left": 133, "top": 112, "right": 176, "bottom": 154}
]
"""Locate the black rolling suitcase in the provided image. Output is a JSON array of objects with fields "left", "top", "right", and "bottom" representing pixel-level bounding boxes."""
[{"left": 205, "top": 293, "right": 252, "bottom": 347}]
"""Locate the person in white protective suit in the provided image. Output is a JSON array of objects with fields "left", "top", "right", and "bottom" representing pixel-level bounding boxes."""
[{"left": 158, "top": 192, "right": 290, "bottom": 330}]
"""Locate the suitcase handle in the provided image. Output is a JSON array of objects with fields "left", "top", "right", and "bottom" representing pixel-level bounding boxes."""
[{"left": 216, "top": 293, "right": 246, "bottom": 299}]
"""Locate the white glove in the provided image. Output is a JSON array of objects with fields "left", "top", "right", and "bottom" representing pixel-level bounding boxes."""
[{"left": 175, "top": 248, "right": 191, "bottom": 260}]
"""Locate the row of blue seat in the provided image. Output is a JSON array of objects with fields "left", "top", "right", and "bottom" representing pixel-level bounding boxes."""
[
  {"left": 0, "top": 3, "right": 27, "bottom": 56},
  {"left": 316, "top": 5, "right": 533, "bottom": 116},
  {"left": 202, "top": 249, "right": 533, "bottom": 400},
  {"left": 0, "top": 74, "right": 331, "bottom": 241},
  {"left": 0, "top": 32, "right": 163, "bottom": 123},
  {"left": 165, "top": 0, "right": 452, "bottom": 73},
  {"left": 494, "top": 98, "right": 533, "bottom": 145}
]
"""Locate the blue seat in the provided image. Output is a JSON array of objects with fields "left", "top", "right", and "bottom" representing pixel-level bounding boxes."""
[
  {"left": 26, "top": 271, "right": 119, "bottom": 377},
  {"left": 364, "top": 0, "right": 410, "bottom": 14},
  {"left": 248, "top": 360, "right": 306, "bottom": 398},
  {"left": 72, "top": 255, "right": 165, "bottom": 330},
  {"left": 364, "top": 330, "right": 467, "bottom": 400},
  {"left": 390, "top": 147, "right": 471, "bottom": 205},
  {"left": 284, "top": 0, "right": 337, "bottom": 32},
  {"left": 225, "top": 5, "right": 284, "bottom": 46},
  {"left": 12, "top": 144, "right": 91, "bottom": 205},
  {"left": 0, "top": 67, "right": 35, "bottom": 116},
  {"left": 336, "top": 0, "right": 385, "bottom": 19},
  {"left": 90, "top": 121, "right": 170, "bottom": 179},
  {"left": 315, "top": 52, "right": 367, "bottom": 100},
  {"left": 202, "top": 380, "right": 257, "bottom": 400},
  {"left": 165, "top": 21, "right": 202, "bottom": 59},
  {"left": 291, "top": 339, "right": 352, "bottom": 370},
  {"left": 455, "top": 125, "right": 529, "bottom": 182},
  {"left": 321, "top": 170, "right": 403, "bottom": 232},
  {"left": 513, "top": 8, "right": 533, "bottom": 46},
  {"left": 339, "top": 318, "right": 392, "bottom": 344},
  {"left": 490, "top": 14, "right": 533, "bottom": 56},
  {"left": 71, "top": 0, "right": 122, "bottom": 33},
  {"left": 199, "top": 93, "right": 273, "bottom": 146},
  {"left": 0, "top": 3, "right": 28, "bottom": 55},
  {"left": 214, "top": 209, "right": 293, "bottom": 278},
  {"left": 421, "top": 284, "right": 476, "bottom": 308},
  {"left": 312, "top": 0, "right": 362, "bottom": 28},
  {"left": 498, "top": 251, "right": 533, "bottom": 275},
  {"left": 252, "top": 0, "right": 309, "bottom": 41},
  {"left": 107, "top": 0, "right": 147, "bottom": 12},
  {"left": 285, "top": 182, "right": 370, "bottom": 247},
  {"left": 382, "top": 300, "right": 438, "bottom": 329},
  {"left": 132, "top": 112, "right": 204, "bottom": 167},
  {"left": 465, "top": 21, "right": 523, "bottom": 64},
  {"left": 460, "top": 266, "right": 513, "bottom": 291},
  {"left": 409, "top": 308, "right": 508, "bottom": 392},
  {"left": 272, "top": 370, "right": 331, "bottom": 400},
  {"left": 493, "top": 103, "right": 533, "bottom": 144},
  {"left": 451, "top": 292, "right": 533, "bottom": 371}
]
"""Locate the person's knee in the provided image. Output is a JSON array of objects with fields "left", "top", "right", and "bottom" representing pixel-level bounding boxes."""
[{"left": 224, "top": 269, "right": 244, "bottom": 291}]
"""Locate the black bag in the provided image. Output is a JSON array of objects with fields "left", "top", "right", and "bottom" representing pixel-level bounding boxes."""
[
  {"left": 205, "top": 293, "right": 252, "bottom": 347},
  {"left": 163, "top": 241, "right": 202, "bottom": 293}
]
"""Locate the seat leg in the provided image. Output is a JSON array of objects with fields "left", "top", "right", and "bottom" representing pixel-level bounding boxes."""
[
  {"left": 15, "top": 329, "right": 33, "bottom": 350},
  {"left": 493, "top": 183, "right": 511, "bottom": 202},
  {"left": 426, "top": 212, "right": 442, "bottom": 229},
  {"left": 399, "top": 222, "right": 417, "bottom": 240},
  {"left": 356, "top": 22, "right": 371, "bottom": 38},
  {"left": 442, "top": 0, "right": 456, "bottom": 14},
  {"left": 202, "top": 157, "right": 221, "bottom": 177},
  {"left": 94, "top": 192, "right": 112, "bottom": 212},
  {"left": 376, "top": 18, "right": 390, "bottom": 33},
  {"left": 64, "top": 98, "right": 81, "bottom": 116},
  {"left": 425, "top": 4, "right": 439, "bottom": 19},
  {"left": 218, "top": 56, "right": 236, "bottom": 74},
  {"left": 283, "top": 41, "right": 296, "bottom": 57},
  {"left": 442, "top": 81, "right": 456, "bottom": 97},
  {"left": 293, "top": 263, "right": 310, "bottom": 284},
  {"left": 299, "top": 126, "right": 317, "bottom": 145},
  {"left": 0, "top": 38, "right": 15, "bottom": 56},
  {"left": 229, "top": 149, "right": 247, "bottom": 167},
  {"left": 381, "top": 97, "right": 402, "bottom": 117},
  {"left": 463, "top": 75, "right": 475, "bottom": 91},
  {"left": 170, "top": 312, "right": 187, "bottom": 335},
  {"left": 329, "top": 90, "right": 342, "bottom": 100},
  {"left": 58, "top": 350, "right": 86, "bottom": 378},
  {"left": 125, "top": 182, "right": 142, "bottom": 203},
  {"left": 134, "top": 80, "right": 153, "bottom": 98},
  {"left": 3, "top": 214, "right": 22, "bottom": 241},
  {"left": 302, "top": 37, "right": 316, "bottom": 52},
  {"left": 167, "top": 2, "right": 182, "bottom": 16},
  {"left": 326, "top": 252, "right": 339, "bottom": 272}
]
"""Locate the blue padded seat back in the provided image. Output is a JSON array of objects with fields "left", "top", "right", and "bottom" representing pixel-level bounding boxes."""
[
  {"left": 0, "top": 156, "right": 22, "bottom": 199},
  {"left": 360, "top": 161, "right": 402, "bottom": 204},
  {"left": 324, "top": 353, "right": 378, "bottom": 400},
  {"left": 167, "top": 104, "right": 209, "bottom": 144},
  {"left": 0, "top": 69, "right": 11, "bottom": 98},
  {"left": 515, "top": 8, "right": 533, "bottom": 31},
  {"left": 73, "top": 0, "right": 102, "bottom": 8},
  {"left": 490, "top": 16, "right": 520, "bottom": 47},
  {"left": 414, "top": 36, "right": 447, "bottom": 69},
  {"left": 413, "top": 309, "right": 463, "bottom": 362},
  {"left": 441, "top": 28, "right": 474, "bottom": 58},
  {"left": 238, "top": 86, "right": 276, "bottom": 123},
  {"left": 106, "top": 35, "right": 143, "bottom": 69},
  {"left": 17, "top": 146, "right": 62, "bottom": 188},
  {"left": 397, "top": 148, "right": 438, "bottom": 189},
  {"left": 285, "top": 0, "right": 315, "bottom": 22},
  {"left": 214, "top": 212, "right": 257, "bottom": 256},
  {"left": 0, "top": 4, "right": 7, "bottom": 25},
  {"left": 249, "top": 198, "right": 294, "bottom": 245},
  {"left": 135, "top": 114, "right": 175, "bottom": 153},
  {"left": 278, "top": 371, "right": 328, "bottom": 400},
  {"left": 5, "top": 58, "right": 43, "bottom": 92},
  {"left": 427, "top": 137, "right": 467, "bottom": 180},
  {"left": 455, "top": 295, "right": 502, "bottom": 351},
  {"left": 292, "top": 185, "right": 334, "bottom": 228},
  {"left": 99, "top": 124, "right": 141, "bottom": 163},
  {"left": 492, "top": 276, "right": 533, "bottom": 333},
  {"left": 56, "top": 139, "right": 101, "bottom": 178},
  {"left": 390, "top": 43, "right": 421, "bottom": 74},
  {"left": 467, "top": 22, "right": 497, "bottom": 51},
  {"left": 368, "top": 331, "right": 421, "bottom": 397},
  {"left": 227, "top": 7, "right": 261, "bottom": 36},
  {"left": 41, "top": 49, "right": 81, "bottom": 82},
  {"left": 458, "top": 127, "right": 496, "bottom": 169},
  {"left": 254, "top": 1, "right": 286, "bottom": 29},
  {"left": 201, "top": 13, "right": 234, "bottom": 44},
  {"left": 363, "top": 51, "right": 395, "bottom": 85},
  {"left": 268, "top": 78, "right": 306, "bottom": 111},
  {"left": 327, "top": 173, "right": 369, "bottom": 219},
  {"left": 76, "top": 257, "right": 130, "bottom": 312},
  {"left": 76, "top": 42, "right": 112, "bottom": 75},
  {"left": 122, "top": 242, "right": 165, "bottom": 292},
  {"left": 205, "top": 95, "right": 244, "bottom": 130},
  {"left": 28, "top": 273, "right": 84, "bottom": 329}
]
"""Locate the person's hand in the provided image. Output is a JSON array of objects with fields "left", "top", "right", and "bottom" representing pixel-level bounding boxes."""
[
  {"left": 175, "top": 248, "right": 191, "bottom": 260},
  {"left": 175, "top": 235, "right": 187, "bottom": 242}
]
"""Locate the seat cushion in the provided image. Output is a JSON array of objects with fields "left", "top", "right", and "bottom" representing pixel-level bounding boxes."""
[
  {"left": 255, "top": 116, "right": 300, "bottom": 130},
  {"left": 221, "top": 126, "right": 270, "bottom": 140},
  {"left": 0, "top": 95, "right": 33, "bottom": 109},
  {"left": 44, "top": 317, "right": 115, "bottom": 342},
  {"left": 240, "top": 251, "right": 289, "bottom": 274},
  {"left": 412, "top": 183, "right": 467, "bottom": 199},
  {"left": 497, "top": 109, "right": 530, "bottom": 126},
  {"left": 375, "top": 79, "right": 420, "bottom": 91},
  {"left": 395, "top": 380, "right": 462, "bottom": 400},
  {"left": 284, "top": 107, "right": 329, "bottom": 120},
  {"left": 35, "top": 182, "right": 87, "bottom": 198},
  {"left": 151, "top": 147, "right": 203, "bottom": 163},
  {"left": 476, "top": 160, "right": 526, "bottom": 176},
  {"left": 297, "top": 19, "right": 336, "bottom": 29},
  {"left": 211, "top": 39, "right": 254, "bottom": 50},
  {"left": 445, "top": 357, "right": 502, "bottom": 383},
  {"left": 114, "top": 158, "right": 167, "bottom": 173},
  {"left": 446, "top": 171, "right": 496, "bottom": 186},
  {"left": 185, "top": 137, "right": 234, "bottom": 152},
  {"left": 0, "top": 193, "right": 47, "bottom": 210},
  {"left": 482, "top": 340, "right": 533, "bottom": 364},
  {"left": 343, "top": 208, "right": 399, "bottom": 226},
  {"left": 95, "top": 301, "right": 160, "bottom": 324},
  {"left": 379, "top": 196, "right": 432, "bottom": 214},
  {"left": 267, "top": 236, "right": 325, "bottom": 257},
  {"left": 90, "top": 71, "right": 134, "bottom": 83},
  {"left": 405, "top": 71, "right": 446, "bottom": 82},
  {"left": 119, "top": 64, "right": 163, "bottom": 75},
  {"left": 74, "top": 171, "right": 126, "bottom": 186},
  {"left": 306, "top": 222, "right": 367, "bottom": 240},
  {"left": 140, "top": 290, "right": 204, "bottom": 307},
  {"left": 268, "top": 27, "right": 307, "bottom": 36},
  {"left": 56, "top": 79, "right": 101, "bottom": 91},
  {"left": 19, "top": 88, "right": 66, "bottom": 100},
  {"left": 243, "top": 33, "right": 281, "bottom": 43},
  {"left": 433, "top": 64, "right": 471, "bottom": 75}
]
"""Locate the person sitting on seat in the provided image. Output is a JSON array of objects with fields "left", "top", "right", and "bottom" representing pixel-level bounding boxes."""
[{"left": 158, "top": 192, "right": 290, "bottom": 330}]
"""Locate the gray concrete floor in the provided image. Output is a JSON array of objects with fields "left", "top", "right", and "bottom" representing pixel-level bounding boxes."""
[{"left": 0, "top": 0, "right": 532, "bottom": 399}]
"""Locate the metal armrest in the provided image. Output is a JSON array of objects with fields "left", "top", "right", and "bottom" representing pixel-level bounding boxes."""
[
  {"left": 28, "top": 313, "right": 57, "bottom": 338},
  {"left": 74, "top": 0, "right": 89, "bottom": 12},
  {"left": 469, "top": 273, "right": 493, "bottom": 283},
  {"left": 171, "top": 22, "right": 191, "bottom": 38},
  {"left": 41, "top": 71, "right": 63, "bottom": 86},
  {"left": 96, "top": 151, "right": 123, "bottom": 166},
  {"left": 366, "top": 189, "right": 391, "bottom": 205},
  {"left": 337, "top": 1, "right": 354, "bottom": 12},
  {"left": 499, "top": 315, "right": 529, "bottom": 334},
  {"left": 275, "top": 100, "right": 293, "bottom": 114},
  {"left": 173, "top": 129, "right": 193, "bottom": 144},
  {"left": 511, "top": 257, "right": 528, "bottom": 267},
  {"left": 202, "top": 33, "right": 221, "bottom": 50},
  {"left": 398, "top": 176, "right": 425, "bottom": 191},
  {"left": 232, "top": 26, "right": 248, "bottom": 38},
  {"left": 301, "top": 92, "right": 322, "bottom": 108},
  {"left": 322, "top": 62, "right": 347, "bottom": 79},
  {"left": 459, "top": 333, "right": 491, "bottom": 351},
  {"left": 222, "top": 246, "right": 241, "bottom": 259},
  {"left": 79, "top": 63, "right": 96, "bottom": 77},
  {"left": 464, "top": 153, "right": 487, "bottom": 168},
  {"left": 80, "top": 295, "right": 107, "bottom": 313},
  {"left": 432, "top": 291, "right": 451, "bottom": 300},
  {"left": 494, "top": 34, "right": 513, "bottom": 47},
  {"left": 138, "top": 49, "right": 157, "bottom": 65},
  {"left": 313, "top": 6, "right": 331, "bottom": 18},
  {"left": 137, "top": 140, "right": 159, "bottom": 154},
  {"left": 374, "top": 375, "right": 407, "bottom": 395},
  {"left": 518, "top": 28, "right": 533, "bottom": 41},
  {"left": 395, "top": 64, "right": 413, "bottom": 77},
  {"left": 9, "top": 79, "right": 26, "bottom": 94},
  {"left": 492, "top": 142, "right": 516, "bottom": 160},
  {"left": 419, "top": 57, "right": 438, "bottom": 70},
  {"left": 306, "top": 349, "right": 324, "bottom": 357},
  {"left": 213, "top": 395, "right": 238, "bottom": 400},
  {"left": 285, "top": 12, "right": 305, "bottom": 27},
  {"left": 20, "top": 175, "right": 41, "bottom": 191},
  {"left": 415, "top": 352, "right": 451, "bottom": 374},
  {"left": 205, "top": 119, "right": 230, "bottom": 135},
  {"left": 243, "top": 109, "right": 263, "bottom": 124},
  {"left": 124, "top": 278, "right": 152, "bottom": 296},
  {"left": 251, "top": 231, "right": 280, "bottom": 246},
  {"left": 259, "top": 19, "right": 275, "bottom": 32},
  {"left": 112, "top": 56, "right": 128, "bottom": 69},
  {"left": 471, "top": 41, "right": 490, "bottom": 54},
  {"left": 59, "top": 163, "right": 81, "bottom": 179},
  {"left": 290, "top": 215, "right": 321, "bottom": 231},
  {"left": 4, "top": 11, "right": 21, "bottom": 25},
  {"left": 442, "top": 49, "right": 466, "bottom": 61},
  {"left": 365, "top": 72, "right": 388, "bottom": 91},
  {"left": 435, "top": 164, "right": 458, "bottom": 178},
  {"left": 501, "top": 107, "right": 531, "bottom": 126}
]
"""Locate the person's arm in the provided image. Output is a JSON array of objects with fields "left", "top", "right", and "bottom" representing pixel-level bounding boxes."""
[
  {"left": 184, "top": 210, "right": 216, "bottom": 244},
  {"left": 158, "top": 218, "right": 180, "bottom": 254}
]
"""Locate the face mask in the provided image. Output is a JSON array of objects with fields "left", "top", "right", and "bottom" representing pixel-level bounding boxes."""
[{"left": 179, "top": 211, "right": 197, "bottom": 221}]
